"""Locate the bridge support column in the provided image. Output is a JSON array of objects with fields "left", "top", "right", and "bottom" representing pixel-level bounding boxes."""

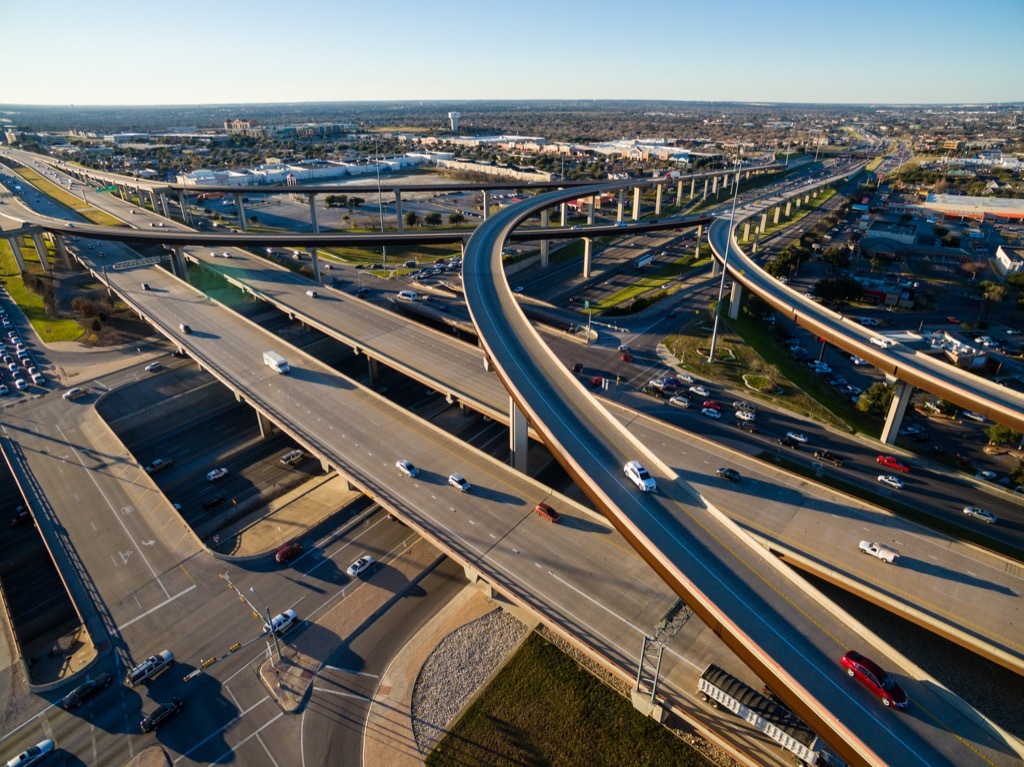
[
  {"left": 587, "top": 196, "right": 595, "bottom": 225},
  {"left": 616, "top": 190, "right": 624, "bottom": 223},
  {"left": 320, "top": 458, "right": 331, "bottom": 474},
  {"left": 690, "top": 176, "right": 696, "bottom": 200},
  {"left": 560, "top": 202, "right": 567, "bottom": 227},
  {"left": 394, "top": 190, "right": 403, "bottom": 232},
  {"left": 745, "top": 170, "right": 751, "bottom": 180},
  {"left": 583, "top": 238, "right": 593, "bottom": 279},
  {"left": 728, "top": 281, "right": 743, "bottom": 320},
  {"left": 257, "top": 411, "right": 278, "bottom": 438},
  {"left": 742, "top": 222, "right": 751, "bottom": 243},
  {"left": 675, "top": 179, "right": 683, "bottom": 206},
  {"left": 632, "top": 187, "right": 641, "bottom": 221},
  {"left": 309, "top": 248, "right": 320, "bottom": 283},
  {"left": 177, "top": 190, "right": 192, "bottom": 226},
  {"left": 30, "top": 233, "right": 50, "bottom": 271},
  {"left": 367, "top": 357, "right": 379, "bottom": 385},
  {"left": 159, "top": 193, "right": 171, "bottom": 218},
  {"left": 308, "top": 194, "right": 319, "bottom": 233},
  {"left": 654, "top": 184, "right": 663, "bottom": 215},
  {"left": 510, "top": 398, "right": 529, "bottom": 473},
  {"left": 702, "top": 178, "right": 709, "bottom": 200},
  {"left": 785, "top": 201, "right": 792, "bottom": 217},
  {"left": 773, "top": 207, "right": 781, "bottom": 225},
  {"left": 7, "top": 237, "right": 26, "bottom": 272},
  {"left": 171, "top": 246, "right": 187, "bottom": 279},
  {"left": 752, "top": 229, "right": 760, "bottom": 254},
  {"left": 711, "top": 254, "right": 721, "bottom": 277},
  {"left": 694, "top": 225, "right": 702, "bottom": 260},
  {"left": 794, "top": 197, "right": 802, "bottom": 210},
  {"left": 881, "top": 379, "right": 913, "bottom": 445},
  {"left": 759, "top": 213, "right": 768, "bottom": 234},
  {"left": 803, "top": 194, "right": 810, "bottom": 205},
  {"left": 235, "top": 193, "right": 247, "bottom": 232},
  {"left": 711, "top": 175, "right": 719, "bottom": 197},
  {"left": 54, "top": 234, "right": 72, "bottom": 269},
  {"left": 481, "top": 190, "right": 489, "bottom": 221},
  {"left": 462, "top": 564, "right": 493, "bottom": 596},
  {"left": 540, "top": 209, "right": 550, "bottom": 268}
]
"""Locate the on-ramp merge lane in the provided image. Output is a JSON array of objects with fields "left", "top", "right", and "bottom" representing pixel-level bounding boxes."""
[{"left": 461, "top": 184, "right": 996, "bottom": 767}]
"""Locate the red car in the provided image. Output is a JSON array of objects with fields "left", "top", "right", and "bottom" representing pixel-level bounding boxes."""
[
  {"left": 534, "top": 503, "right": 561, "bottom": 523},
  {"left": 621, "top": 352, "right": 634, "bottom": 362},
  {"left": 275, "top": 542, "right": 303, "bottom": 564},
  {"left": 591, "top": 376, "right": 604, "bottom": 388},
  {"left": 841, "top": 650, "right": 908, "bottom": 710},
  {"left": 876, "top": 455, "right": 909, "bottom": 472},
  {"left": 702, "top": 399, "right": 721, "bottom": 411}
]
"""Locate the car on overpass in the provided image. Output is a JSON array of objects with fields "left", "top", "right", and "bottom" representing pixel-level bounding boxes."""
[
  {"left": 876, "top": 455, "right": 909, "bottom": 472},
  {"left": 841, "top": 650, "right": 908, "bottom": 710},
  {"left": 962, "top": 506, "right": 997, "bottom": 524},
  {"left": 623, "top": 460, "right": 656, "bottom": 492}
]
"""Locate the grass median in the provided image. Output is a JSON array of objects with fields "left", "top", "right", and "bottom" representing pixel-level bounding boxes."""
[
  {"left": 0, "top": 239, "right": 84, "bottom": 342},
  {"left": 13, "top": 167, "right": 124, "bottom": 227}
]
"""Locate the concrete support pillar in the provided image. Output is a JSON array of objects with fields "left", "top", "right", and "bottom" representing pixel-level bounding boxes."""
[
  {"left": 804, "top": 194, "right": 810, "bottom": 205},
  {"left": 7, "top": 237, "right": 26, "bottom": 272},
  {"left": 54, "top": 234, "right": 72, "bottom": 269},
  {"left": 616, "top": 190, "right": 624, "bottom": 223},
  {"left": 170, "top": 246, "right": 187, "bottom": 279},
  {"left": 711, "top": 254, "right": 721, "bottom": 277},
  {"left": 320, "top": 458, "right": 331, "bottom": 475},
  {"left": 483, "top": 353, "right": 492, "bottom": 372},
  {"left": 752, "top": 229, "right": 760, "bottom": 254},
  {"left": 881, "top": 379, "right": 913, "bottom": 445},
  {"left": 30, "top": 233, "right": 50, "bottom": 271},
  {"left": 177, "top": 190, "right": 192, "bottom": 226},
  {"left": 587, "top": 196, "right": 595, "bottom": 225},
  {"left": 759, "top": 213, "right": 768, "bottom": 234},
  {"left": 795, "top": 197, "right": 802, "bottom": 210},
  {"left": 308, "top": 194, "right": 319, "bottom": 233},
  {"left": 257, "top": 411, "right": 278, "bottom": 438},
  {"left": 742, "top": 222, "right": 751, "bottom": 243},
  {"left": 702, "top": 178, "right": 709, "bottom": 200},
  {"left": 711, "top": 176, "right": 719, "bottom": 196},
  {"left": 583, "top": 238, "right": 593, "bottom": 279},
  {"left": 632, "top": 187, "right": 641, "bottom": 221},
  {"left": 655, "top": 184, "right": 663, "bottom": 215},
  {"left": 395, "top": 190, "right": 403, "bottom": 232},
  {"left": 560, "top": 202, "right": 567, "bottom": 227},
  {"left": 309, "top": 248, "right": 320, "bottom": 283},
  {"left": 773, "top": 207, "right": 781, "bottom": 225},
  {"left": 745, "top": 170, "right": 750, "bottom": 180},
  {"left": 482, "top": 190, "right": 489, "bottom": 221},
  {"left": 509, "top": 398, "right": 529, "bottom": 473},
  {"left": 118, "top": 185, "right": 128, "bottom": 201},
  {"left": 694, "top": 225, "right": 702, "bottom": 260},
  {"left": 160, "top": 193, "right": 171, "bottom": 218},
  {"left": 235, "top": 193, "right": 247, "bottom": 232},
  {"left": 540, "top": 209, "right": 550, "bottom": 268},
  {"left": 690, "top": 177, "right": 696, "bottom": 200},
  {"left": 148, "top": 190, "right": 159, "bottom": 212},
  {"left": 728, "top": 281, "right": 743, "bottom": 320},
  {"left": 676, "top": 179, "right": 683, "bottom": 205},
  {"left": 367, "top": 357, "right": 379, "bottom": 385},
  {"left": 785, "top": 201, "right": 792, "bottom": 217}
]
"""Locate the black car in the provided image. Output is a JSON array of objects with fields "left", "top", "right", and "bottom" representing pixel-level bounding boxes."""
[
  {"left": 813, "top": 450, "right": 845, "bottom": 467},
  {"left": 735, "top": 420, "right": 757, "bottom": 434},
  {"left": 140, "top": 697, "right": 183, "bottom": 733},
  {"left": 716, "top": 467, "right": 741, "bottom": 483},
  {"left": 642, "top": 385, "right": 667, "bottom": 399},
  {"left": 571, "top": 363, "right": 583, "bottom": 373},
  {"left": 63, "top": 672, "right": 112, "bottom": 709},
  {"left": 778, "top": 436, "right": 800, "bottom": 449},
  {"left": 10, "top": 505, "right": 31, "bottom": 527},
  {"left": 202, "top": 496, "right": 225, "bottom": 511},
  {"left": 178, "top": 323, "right": 192, "bottom": 335}
]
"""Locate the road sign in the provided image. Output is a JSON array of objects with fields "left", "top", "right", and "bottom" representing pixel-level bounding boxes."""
[{"left": 112, "top": 255, "right": 167, "bottom": 270}]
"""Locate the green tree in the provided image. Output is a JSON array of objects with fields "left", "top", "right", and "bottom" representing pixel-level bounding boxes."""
[
  {"left": 404, "top": 210, "right": 419, "bottom": 227},
  {"left": 985, "top": 424, "right": 1021, "bottom": 446},
  {"left": 856, "top": 382, "right": 895, "bottom": 417},
  {"left": 424, "top": 212, "right": 443, "bottom": 226},
  {"left": 449, "top": 212, "right": 465, "bottom": 226}
]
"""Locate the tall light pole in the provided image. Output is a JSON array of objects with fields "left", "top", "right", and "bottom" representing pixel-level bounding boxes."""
[
  {"left": 254, "top": 585, "right": 284, "bottom": 663},
  {"left": 708, "top": 161, "right": 742, "bottom": 364},
  {"left": 374, "top": 136, "right": 386, "bottom": 265}
]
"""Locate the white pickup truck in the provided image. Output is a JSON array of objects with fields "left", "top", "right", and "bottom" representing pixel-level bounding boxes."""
[{"left": 858, "top": 540, "right": 899, "bottom": 563}]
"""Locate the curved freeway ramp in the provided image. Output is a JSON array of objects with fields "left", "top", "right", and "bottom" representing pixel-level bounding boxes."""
[{"left": 462, "top": 185, "right": 1017, "bottom": 767}]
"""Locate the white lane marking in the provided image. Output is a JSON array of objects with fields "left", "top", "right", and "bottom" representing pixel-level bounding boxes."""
[
  {"left": 206, "top": 712, "right": 284, "bottom": 765},
  {"left": 115, "top": 585, "right": 197, "bottom": 632},
  {"left": 323, "top": 666, "right": 378, "bottom": 678},
  {"left": 173, "top": 696, "right": 271, "bottom": 763},
  {"left": 313, "top": 687, "right": 371, "bottom": 702}
]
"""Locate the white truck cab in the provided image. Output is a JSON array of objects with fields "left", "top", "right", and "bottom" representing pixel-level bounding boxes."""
[{"left": 858, "top": 540, "right": 899, "bottom": 563}]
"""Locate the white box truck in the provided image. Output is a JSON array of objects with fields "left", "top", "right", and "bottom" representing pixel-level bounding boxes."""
[{"left": 263, "top": 351, "right": 290, "bottom": 374}]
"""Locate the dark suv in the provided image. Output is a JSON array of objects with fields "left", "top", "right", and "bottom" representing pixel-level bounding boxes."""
[
  {"left": 715, "top": 467, "right": 741, "bottom": 483},
  {"left": 735, "top": 421, "right": 757, "bottom": 434},
  {"left": 140, "top": 697, "right": 184, "bottom": 732},
  {"left": 813, "top": 450, "right": 845, "bottom": 467}
]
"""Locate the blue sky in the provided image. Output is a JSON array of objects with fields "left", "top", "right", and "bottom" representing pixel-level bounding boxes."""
[{"left": 1, "top": 0, "right": 1021, "bottom": 105}]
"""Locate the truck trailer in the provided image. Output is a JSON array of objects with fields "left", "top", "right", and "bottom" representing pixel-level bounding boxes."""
[
  {"left": 263, "top": 351, "right": 290, "bottom": 374},
  {"left": 697, "top": 663, "right": 844, "bottom": 766}
]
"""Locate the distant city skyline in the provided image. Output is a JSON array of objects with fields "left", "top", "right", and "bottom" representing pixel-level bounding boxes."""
[{"left": 1, "top": 0, "right": 1021, "bottom": 107}]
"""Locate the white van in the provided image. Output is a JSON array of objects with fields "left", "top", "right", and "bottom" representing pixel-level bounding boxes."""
[
  {"left": 397, "top": 290, "right": 417, "bottom": 301},
  {"left": 869, "top": 337, "right": 896, "bottom": 349}
]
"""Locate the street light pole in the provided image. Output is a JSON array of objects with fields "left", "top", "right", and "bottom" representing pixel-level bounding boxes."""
[
  {"left": 251, "top": 587, "right": 281, "bottom": 664},
  {"left": 708, "top": 161, "right": 742, "bottom": 364}
]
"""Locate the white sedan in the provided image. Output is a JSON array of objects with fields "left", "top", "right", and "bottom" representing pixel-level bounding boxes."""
[
  {"left": 735, "top": 410, "right": 756, "bottom": 422},
  {"left": 701, "top": 407, "right": 721, "bottom": 420},
  {"left": 963, "top": 506, "right": 997, "bottom": 524},
  {"left": 850, "top": 356, "right": 869, "bottom": 366},
  {"left": 785, "top": 431, "right": 809, "bottom": 444},
  {"left": 963, "top": 411, "right": 988, "bottom": 423},
  {"left": 346, "top": 555, "right": 375, "bottom": 577},
  {"left": 206, "top": 468, "right": 229, "bottom": 482},
  {"left": 395, "top": 459, "right": 420, "bottom": 477},
  {"left": 688, "top": 385, "right": 710, "bottom": 397},
  {"left": 877, "top": 474, "right": 904, "bottom": 490}
]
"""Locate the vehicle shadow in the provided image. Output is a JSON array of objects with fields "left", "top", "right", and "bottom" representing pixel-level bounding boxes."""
[{"left": 146, "top": 666, "right": 233, "bottom": 761}]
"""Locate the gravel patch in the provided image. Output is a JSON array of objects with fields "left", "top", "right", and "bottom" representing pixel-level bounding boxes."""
[{"left": 411, "top": 607, "right": 528, "bottom": 755}]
